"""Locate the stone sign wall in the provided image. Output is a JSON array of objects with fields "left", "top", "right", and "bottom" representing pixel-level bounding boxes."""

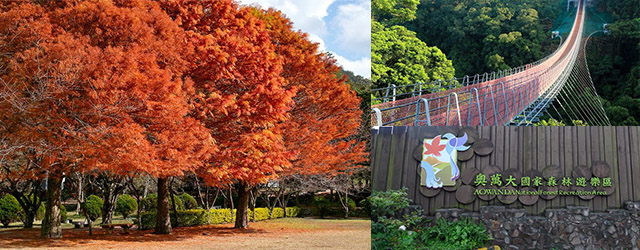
[{"left": 432, "top": 202, "right": 640, "bottom": 249}]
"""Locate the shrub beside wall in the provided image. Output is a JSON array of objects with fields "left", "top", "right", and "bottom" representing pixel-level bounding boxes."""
[{"left": 140, "top": 207, "right": 301, "bottom": 230}]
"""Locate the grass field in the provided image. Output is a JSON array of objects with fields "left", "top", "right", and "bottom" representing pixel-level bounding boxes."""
[{"left": 0, "top": 217, "right": 371, "bottom": 250}]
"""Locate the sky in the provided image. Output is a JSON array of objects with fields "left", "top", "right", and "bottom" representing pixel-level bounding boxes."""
[{"left": 237, "top": 0, "right": 371, "bottom": 78}]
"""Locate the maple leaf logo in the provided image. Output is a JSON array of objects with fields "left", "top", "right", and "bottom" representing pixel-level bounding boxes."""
[{"left": 423, "top": 136, "right": 446, "bottom": 157}]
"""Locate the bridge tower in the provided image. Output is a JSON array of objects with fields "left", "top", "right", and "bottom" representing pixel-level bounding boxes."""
[{"left": 568, "top": 0, "right": 593, "bottom": 11}]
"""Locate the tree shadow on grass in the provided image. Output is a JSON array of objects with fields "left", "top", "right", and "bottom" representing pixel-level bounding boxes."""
[{"left": 0, "top": 224, "right": 267, "bottom": 248}]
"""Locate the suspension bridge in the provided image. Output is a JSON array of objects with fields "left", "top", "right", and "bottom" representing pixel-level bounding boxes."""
[{"left": 371, "top": 0, "right": 610, "bottom": 127}]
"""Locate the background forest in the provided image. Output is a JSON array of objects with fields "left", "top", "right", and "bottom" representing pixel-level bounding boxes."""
[
  {"left": 588, "top": 0, "right": 640, "bottom": 125},
  {"left": 372, "top": 0, "right": 640, "bottom": 125}
]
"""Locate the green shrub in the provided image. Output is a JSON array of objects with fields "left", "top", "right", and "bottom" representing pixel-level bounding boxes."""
[
  {"left": 359, "top": 197, "right": 371, "bottom": 216},
  {"left": 371, "top": 188, "right": 424, "bottom": 250},
  {"left": 250, "top": 207, "right": 272, "bottom": 221},
  {"left": 141, "top": 209, "right": 233, "bottom": 230},
  {"left": 371, "top": 188, "right": 413, "bottom": 221},
  {"left": 309, "top": 196, "right": 361, "bottom": 218},
  {"left": 82, "top": 195, "right": 103, "bottom": 222},
  {"left": 142, "top": 194, "right": 184, "bottom": 212},
  {"left": 0, "top": 194, "right": 21, "bottom": 227},
  {"left": 59, "top": 204, "right": 67, "bottom": 223},
  {"left": 140, "top": 207, "right": 301, "bottom": 230},
  {"left": 248, "top": 207, "right": 301, "bottom": 220},
  {"left": 207, "top": 208, "right": 234, "bottom": 225},
  {"left": 372, "top": 220, "right": 419, "bottom": 250},
  {"left": 140, "top": 211, "right": 155, "bottom": 229},
  {"left": 285, "top": 207, "right": 301, "bottom": 217},
  {"left": 312, "top": 196, "right": 331, "bottom": 218},
  {"left": 142, "top": 194, "right": 157, "bottom": 212},
  {"left": 171, "top": 194, "right": 184, "bottom": 210},
  {"left": 371, "top": 189, "right": 492, "bottom": 250},
  {"left": 176, "top": 209, "right": 209, "bottom": 226},
  {"left": 344, "top": 197, "right": 356, "bottom": 212},
  {"left": 35, "top": 202, "right": 45, "bottom": 221},
  {"left": 116, "top": 194, "right": 138, "bottom": 220},
  {"left": 420, "top": 218, "right": 492, "bottom": 250},
  {"left": 180, "top": 193, "right": 198, "bottom": 209}
]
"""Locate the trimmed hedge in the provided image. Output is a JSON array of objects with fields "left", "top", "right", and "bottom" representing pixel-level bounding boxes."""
[{"left": 140, "top": 207, "right": 301, "bottom": 230}]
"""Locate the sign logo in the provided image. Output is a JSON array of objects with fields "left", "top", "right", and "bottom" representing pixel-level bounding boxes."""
[{"left": 421, "top": 133, "right": 470, "bottom": 189}]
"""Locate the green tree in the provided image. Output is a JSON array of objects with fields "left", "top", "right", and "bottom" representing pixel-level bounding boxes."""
[
  {"left": 373, "top": 0, "right": 420, "bottom": 25},
  {"left": 82, "top": 195, "right": 103, "bottom": 235},
  {"left": 372, "top": 21, "right": 455, "bottom": 93},
  {"left": 115, "top": 194, "right": 138, "bottom": 220},
  {"left": 587, "top": 1, "right": 640, "bottom": 124},
  {"left": 82, "top": 195, "right": 103, "bottom": 223}
]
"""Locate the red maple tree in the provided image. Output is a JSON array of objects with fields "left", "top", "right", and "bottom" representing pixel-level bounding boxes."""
[
  {"left": 251, "top": 8, "right": 367, "bottom": 180},
  {"left": 0, "top": 0, "right": 213, "bottom": 237},
  {"left": 159, "top": 0, "right": 296, "bottom": 229}
]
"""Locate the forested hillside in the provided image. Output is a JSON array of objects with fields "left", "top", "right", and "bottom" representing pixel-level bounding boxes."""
[
  {"left": 408, "top": 0, "right": 564, "bottom": 77},
  {"left": 372, "top": 0, "right": 456, "bottom": 93},
  {"left": 588, "top": 0, "right": 640, "bottom": 125}
]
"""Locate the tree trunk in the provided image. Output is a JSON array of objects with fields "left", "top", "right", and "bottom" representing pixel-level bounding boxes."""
[
  {"left": 281, "top": 194, "right": 288, "bottom": 217},
  {"left": 229, "top": 187, "right": 235, "bottom": 219},
  {"left": 23, "top": 210, "right": 36, "bottom": 228},
  {"left": 169, "top": 179, "right": 179, "bottom": 228},
  {"left": 101, "top": 195, "right": 116, "bottom": 225},
  {"left": 234, "top": 182, "right": 250, "bottom": 229},
  {"left": 41, "top": 175, "right": 62, "bottom": 239},
  {"left": 143, "top": 181, "right": 149, "bottom": 198},
  {"left": 344, "top": 207, "right": 349, "bottom": 218},
  {"left": 12, "top": 190, "right": 41, "bottom": 229},
  {"left": 100, "top": 175, "right": 125, "bottom": 225},
  {"left": 249, "top": 190, "right": 256, "bottom": 222},
  {"left": 84, "top": 209, "right": 93, "bottom": 236},
  {"left": 210, "top": 189, "right": 220, "bottom": 210},
  {"left": 155, "top": 177, "right": 172, "bottom": 234},
  {"left": 76, "top": 173, "right": 83, "bottom": 213},
  {"left": 136, "top": 198, "right": 143, "bottom": 231}
]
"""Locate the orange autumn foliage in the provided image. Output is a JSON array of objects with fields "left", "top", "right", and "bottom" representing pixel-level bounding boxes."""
[
  {"left": 249, "top": 8, "right": 367, "bottom": 177},
  {"left": 0, "top": 0, "right": 213, "bottom": 179},
  {"left": 1, "top": 0, "right": 366, "bottom": 191},
  {"left": 159, "top": 0, "right": 296, "bottom": 186}
]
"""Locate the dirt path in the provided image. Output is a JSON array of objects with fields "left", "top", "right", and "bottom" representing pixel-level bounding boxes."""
[{"left": 0, "top": 218, "right": 371, "bottom": 250}]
